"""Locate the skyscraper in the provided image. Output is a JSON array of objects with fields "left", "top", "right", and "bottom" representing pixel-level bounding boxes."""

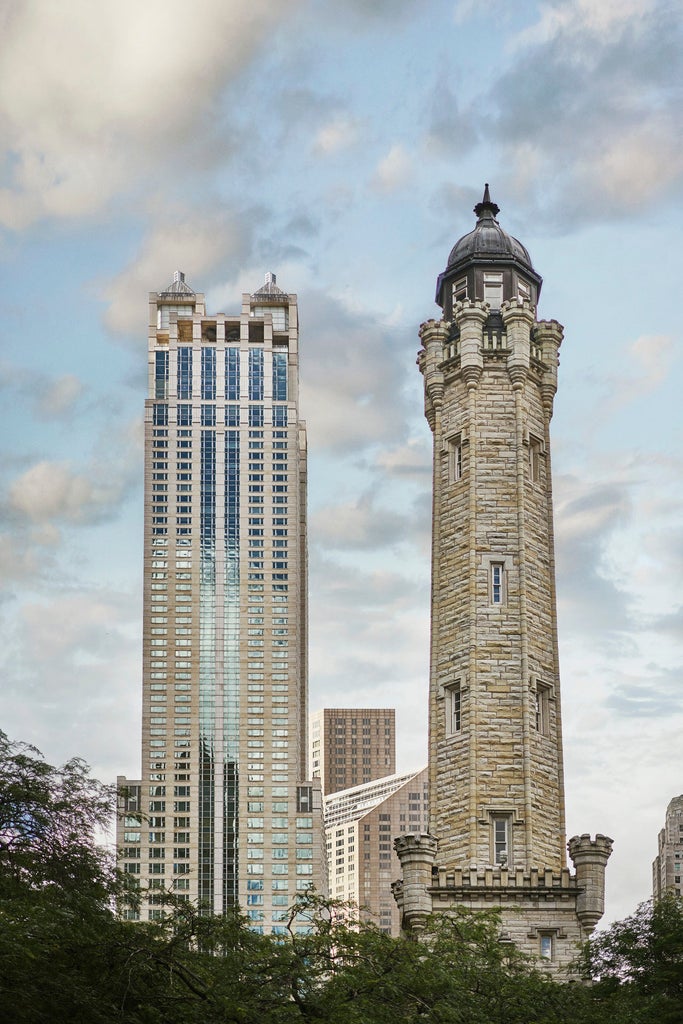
[
  {"left": 324, "top": 767, "right": 428, "bottom": 935},
  {"left": 117, "top": 271, "right": 325, "bottom": 931},
  {"left": 653, "top": 795, "right": 683, "bottom": 899},
  {"left": 309, "top": 708, "right": 396, "bottom": 795},
  {"left": 394, "top": 188, "right": 612, "bottom": 970}
]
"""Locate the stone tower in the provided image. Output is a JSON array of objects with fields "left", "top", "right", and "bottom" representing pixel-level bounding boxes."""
[{"left": 393, "top": 187, "right": 612, "bottom": 970}]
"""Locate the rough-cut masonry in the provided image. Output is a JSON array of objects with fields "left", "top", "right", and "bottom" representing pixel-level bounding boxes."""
[{"left": 393, "top": 187, "right": 612, "bottom": 973}]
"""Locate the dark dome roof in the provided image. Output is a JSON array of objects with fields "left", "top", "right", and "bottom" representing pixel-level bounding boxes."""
[{"left": 446, "top": 184, "right": 534, "bottom": 272}]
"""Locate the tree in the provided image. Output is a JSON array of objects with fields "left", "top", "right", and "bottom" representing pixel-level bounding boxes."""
[
  {"left": 579, "top": 894, "right": 683, "bottom": 1023},
  {"left": 0, "top": 731, "right": 135, "bottom": 1022},
  {"left": 4, "top": 729, "right": 681, "bottom": 1024}
]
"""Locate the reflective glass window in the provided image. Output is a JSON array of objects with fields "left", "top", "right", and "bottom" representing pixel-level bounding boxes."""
[
  {"left": 201, "top": 347, "right": 216, "bottom": 400},
  {"left": 177, "top": 347, "right": 193, "bottom": 399},
  {"left": 272, "top": 351, "right": 287, "bottom": 402},
  {"left": 226, "top": 348, "right": 240, "bottom": 401},
  {"left": 249, "top": 348, "right": 264, "bottom": 401},
  {"left": 155, "top": 351, "right": 169, "bottom": 399}
]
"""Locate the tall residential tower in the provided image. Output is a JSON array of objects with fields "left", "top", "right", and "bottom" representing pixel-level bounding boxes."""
[
  {"left": 117, "top": 272, "right": 324, "bottom": 930},
  {"left": 394, "top": 188, "right": 612, "bottom": 970},
  {"left": 309, "top": 708, "right": 396, "bottom": 795}
]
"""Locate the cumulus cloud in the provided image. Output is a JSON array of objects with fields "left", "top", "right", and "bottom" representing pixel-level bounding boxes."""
[
  {"left": 554, "top": 473, "right": 634, "bottom": 645},
  {"left": 311, "top": 491, "right": 413, "bottom": 551},
  {"left": 3, "top": 415, "right": 141, "bottom": 530},
  {"left": 101, "top": 206, "right": 255, "bottom": 339},
  {"left": 313, "top": 117, "right": 361, "bottom": 156},
  {"left": 309, "top": 553, "right": 430, "bottom": 769},
  {"left": 374, "top": 438, "right": 432, "bottom": 479},
  {"left": 8, "top": 461, "right": 116, "bottom": 525},
  {"left": 371, "top": 144, "right": 415, "bottom": 193},
  {"left": 482, "top": 0, "right": 683, "bottom": 226},
  {"left": 0, "top": 587, "right": 142, "bottom": 779},
  {"left": 0, "top": 0, "right": 299, "bottom": 228},
  {"left": 299, "top": 288, "right": 416, "bottom": 455},
  {"left": 0, "top": 364, "right": 85, "bottom": 420}
]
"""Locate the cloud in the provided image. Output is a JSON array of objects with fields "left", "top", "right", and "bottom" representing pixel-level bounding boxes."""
[
  {"left": 299, "top": 288, "right": 416, "bottom": 455},
  {"left": 101, "top": 206, "right": 256, "bottom": 338},
  {"left": 0, "top": 0, "right": 299, "bottom": 228},
  {"left": 308, "top": 554, "right": 430, "bottom": 769},
  {"left": 371, "top": 144, "right": 415, "bottom": 193},
  {"left": 0, "top": 587, "right": 142, "bottom": 780},
  {"left": 0, "top": 364, "right": 85, "bottom": 420},
  {"left": 311, "top": 491, "right": 413, "bottom": 551},
  {"left": 3, "top": 416, "right": 141, "bottom": 532},
  {"left": 8, "top": 460, "right": 123, "bottom": 525},
  {"left": 313, "top": 117, "right": 361, "bottom": 156},
  {"left": 554, "top": 473, "right": 634, "bottom": 645},
  {"left": 423, "top": 77, "right": 478, "bottom": 157},
  {"left": 0, "top": 525, "right": 60, "bottom": 592},
  {"left": 593, "top": 334, "right": 676, "bottom": 419},
  {"left": 512, "top": 0, "right": 658, "bottom": 48},
  {"left": 36, "top": 374, "right": 84, "bottom": 419},
  {"left": 606, "top": 666, "right": 683, "bottom": 718},
  {"left": 374, "top": 438, "right": 432, "bottom": 479},
  {"left": 482, "top": 0, "right": 683, "bottom": 226}
]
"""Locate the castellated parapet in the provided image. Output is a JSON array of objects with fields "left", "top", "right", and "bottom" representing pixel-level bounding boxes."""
[{"left": 395, "top": 186, "right": 612, "bottom": 973}]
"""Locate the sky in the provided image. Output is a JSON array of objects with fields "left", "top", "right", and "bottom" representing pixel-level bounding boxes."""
[{"left": 0, "top": 0, "right": 681, "bottom": 926}]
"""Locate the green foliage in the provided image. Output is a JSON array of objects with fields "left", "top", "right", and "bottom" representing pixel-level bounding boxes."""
[
  {"left": 578, "top": 893, "right": 683, "bottom": 1023},
  {"left": 2, "top": 730, "right": 683, "bottom": 1024}
]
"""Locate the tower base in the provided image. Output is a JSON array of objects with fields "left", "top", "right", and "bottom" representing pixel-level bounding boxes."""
[{"left": 393, "top": 833, "right": 613, "bottom": 974}]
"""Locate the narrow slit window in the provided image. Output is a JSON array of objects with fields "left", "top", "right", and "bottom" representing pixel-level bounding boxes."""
[
  {"left": 450, "top": 435, "right": 463, "bottom": 482},
  {"left": 529, "top": 436, "right": 542, "bottom": 483},
  {"left": 490, "top": 563, "right": 505, "bottom": 605},
  {"left": 446, "top": 682, "right": 462, "bottom": 735},
  {"left": 535, "top": 683, "right": 550, "bottom": 736},
  {"left": 493, "top": 816, "right": 509, "bottom": 864}
]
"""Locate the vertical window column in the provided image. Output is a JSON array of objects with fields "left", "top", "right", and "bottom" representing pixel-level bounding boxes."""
[{"left": 177, "top": 347, "right": 193, "bottom": 399}]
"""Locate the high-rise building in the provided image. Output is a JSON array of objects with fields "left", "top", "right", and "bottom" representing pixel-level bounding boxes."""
[
  {"left": 325, "top": 768, "right": 428, "bottom": 935},
  {"left": 653, "top": 795, "right": 683, "bottom": 899},
  {"left": 394, "top": 187, "right": 612, "bottom": 971},
  {"left": 117, "top": 271, "right": 325, "bottom": 931},
  {"left": 309, "top": 708, "right": 396, "bottom": 795}
]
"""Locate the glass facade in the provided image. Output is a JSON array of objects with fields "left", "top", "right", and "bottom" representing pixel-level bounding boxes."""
[
  {"left": 117, "top": 277, "right": 323, "bottom": 929},
  {"left": 177, "top": 347, "right": 192, "bottom": 399}
]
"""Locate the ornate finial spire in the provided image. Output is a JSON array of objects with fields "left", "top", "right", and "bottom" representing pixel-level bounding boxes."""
[{"left": 473, "top": 183, "right": 500, "bottom": 220}]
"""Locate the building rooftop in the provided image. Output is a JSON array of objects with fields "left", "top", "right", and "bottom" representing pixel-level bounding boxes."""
[
  {"left": 158, "top": 270, "right": 196, "bottom": 299},
  {"left": 446, "top": 184, "right": 534, "bottom": 273},
  {"left": 323, "top": 768, "right": 426, "bottom": 829}
]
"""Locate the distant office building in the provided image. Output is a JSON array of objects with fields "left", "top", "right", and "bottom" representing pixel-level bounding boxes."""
[
  {"left": 309, "top": 708, "right": 396, "bottom": 795},
  {"left": 653, "top": 795, "right": 683, "bottom": 899},
  {"left": 116, "top": 271, "right": 325, "bottom": 930},
  {"left": 324, "top": 768, "right": 428, "bottom": 935}
]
